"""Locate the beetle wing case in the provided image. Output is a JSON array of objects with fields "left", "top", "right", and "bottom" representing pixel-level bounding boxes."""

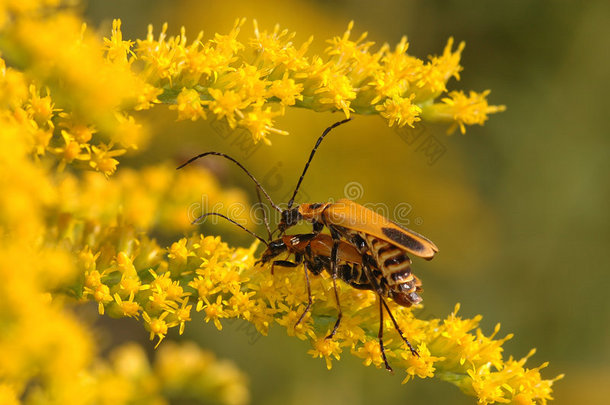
[{"left": 326, "top": 199, "right": 439, "bottom": 259}]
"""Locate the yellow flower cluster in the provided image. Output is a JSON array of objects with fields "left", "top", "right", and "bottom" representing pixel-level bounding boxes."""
[
  {"left": 0, "top": 10, "right": 159, "bottom": 176},
  {"left": 0, "top": 85, "right": 249, "bottom": 405},
  {"left": 125, "top": 19, "right": 504, "bottom": 143},
  {"left": 1, "top": 1, "right": 504, "bottom": 178},
  {"left": 0, "top": 5, "right": 251, "bottom": 402},
  {"left": 64, "top": 220, "right": 256, "bottom": 347},
  {"left": 55, "top": 162, "right": 249, "bottom": 234},
  {"left": 58, "top": 203, "right": 561, "bottom": 404}
]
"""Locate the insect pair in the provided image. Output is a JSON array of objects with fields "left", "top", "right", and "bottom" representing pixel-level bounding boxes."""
[{"left": 178, "top": 119, "right": 438, "bottom": 372}]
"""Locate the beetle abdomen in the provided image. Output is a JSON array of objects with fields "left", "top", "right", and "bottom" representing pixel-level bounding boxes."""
[{"left": 368, "top": 236, "right": 413, "bottom": 286}]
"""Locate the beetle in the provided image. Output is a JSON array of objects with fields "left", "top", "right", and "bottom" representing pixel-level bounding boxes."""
[
  {"left": 278, "top": 198, "right": 438, "bottom": 259},
  {"left": 259, "top": 232, "right": 424, "bottom": 315},
  {"left": 177, "top": 120, "right": 437, "bottom": 259},
  {"left": 178, "top": 119, "right": 438, "bottom": 358},
  {"left": 279, "top": 199, "right": 437, "bottom": 308},
  {"left": 260, "top": 232, "right": 423, "bottom": 372},
  {"left": 195, "top": 212, "right": 422, "bottom": 371}
]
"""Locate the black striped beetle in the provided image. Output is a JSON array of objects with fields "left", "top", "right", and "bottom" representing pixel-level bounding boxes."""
[
  {"left": 260, "top": 232, "right": 423, "bottom": 372},
  {"left": 178, "top": 119, "right": 438, "bottom": 359},
  {"left": 196, "top": 212, "right": 422, "bottom": 372}
]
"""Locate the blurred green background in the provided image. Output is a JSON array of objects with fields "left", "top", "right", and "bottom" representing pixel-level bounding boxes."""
[{"left": 84, "top": 0, "right": 610, "bottom": 404}]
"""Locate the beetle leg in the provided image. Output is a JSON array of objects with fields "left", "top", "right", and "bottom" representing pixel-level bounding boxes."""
[
  {"left": 305, "top": 243, "right": 312, "bottom": 257},
  {"left": 360, "top": 258, "right": 396, "bottom": 370},
  {"left": 271, "top": 260, "right": 298, "bottom": 275},
  {"left": 312, "top": 221, "right": 324, "bottom": 233},
  {"left": 295, "top": 261, "right": 313, "bottom": 329},
  {"left": 305, "top": 244, "right": 326, "bottom": 276},
  {"left": 362, "top": 255, "right": 385, "bottom": 296},
  {"left": 329, "top": 226, "right": 341, "bottom": 241},
  {"left": 380, "top": 298, "right": 419, "bottom": 357},
  {"left": 272, "top": 251, "right": 303, "bottom": 274},
  {"left": 378, "top": 296, "right": 393, "bottom": 373},
  {"left": 326, "top": 241, "right": 343, "bottom": 339},
  {"left": 272, "top": 260, "right": 299, "bottom": 267}
]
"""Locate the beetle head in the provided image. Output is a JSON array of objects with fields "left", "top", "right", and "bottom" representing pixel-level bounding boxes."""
[
  {"left": 259, "top": 239, "right": 287, "bottom": 264},
  {"left": 279, "top": 207, "right": 302, "bottom": 233}
]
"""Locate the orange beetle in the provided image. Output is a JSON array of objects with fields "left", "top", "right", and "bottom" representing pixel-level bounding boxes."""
[
  {"left": 259, "top": 232, "right": 422, "bottom": 372},
  {"left": 279, "top": 198, "right": 438, "bottom": 259},
  {"left": 193, "top": 213, "right": 422, "bottom": 371},
  {"left": 178, "top": 119, "right": 438, "bottom": 361},
  {"left": 260, "top": 233, "right": 423, "bottom": 311}
]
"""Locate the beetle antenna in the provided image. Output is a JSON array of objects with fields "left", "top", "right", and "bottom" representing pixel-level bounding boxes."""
[
  {"left": 192, "top": 212, "right": 269, "bottom": 246},
  {"left": 287, "top": 118, "right": 351, "bottom": 209},
  {"left": 177, "top": 152, "right": 281, "bottom": 212}
]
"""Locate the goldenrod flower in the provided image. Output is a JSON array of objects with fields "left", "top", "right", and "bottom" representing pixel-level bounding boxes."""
[
  {"left": 89, "top": 144, "right": 126, "bottom": 177},
  {"left": 376, "top": 94, "right": 422, "bottom": 128},
  {"left": 422, "top": 89, "right": 507, "bottom": 134},
  {"left": 170, "top": 298, "right": 193, "bottom": 335},
  {"left": 309, "top": 334, "right": 343, "bottom": 370},
  {"left": 112, "top": 293, "right": 142, "bottom": 318},
  {"left": 26, "top": 84, "right": 58, "bottom": 128},
  {"left": 203, "top": 295, "right": 229, "bottom": 331},
  {"left": 401, "top": 343, "right": 443, "bottom": 382},
  {"left": 171, "top": 87, "right": 207, "bottom": 121},
  {"left": 143, "top": 311, "right": 171, "bottom": 348},
  {"left": 354, "top": 339, "right": 386, "bottom": 368},
  {"left": 103, "top": 19, "right": 134, "bottom": 65}
]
